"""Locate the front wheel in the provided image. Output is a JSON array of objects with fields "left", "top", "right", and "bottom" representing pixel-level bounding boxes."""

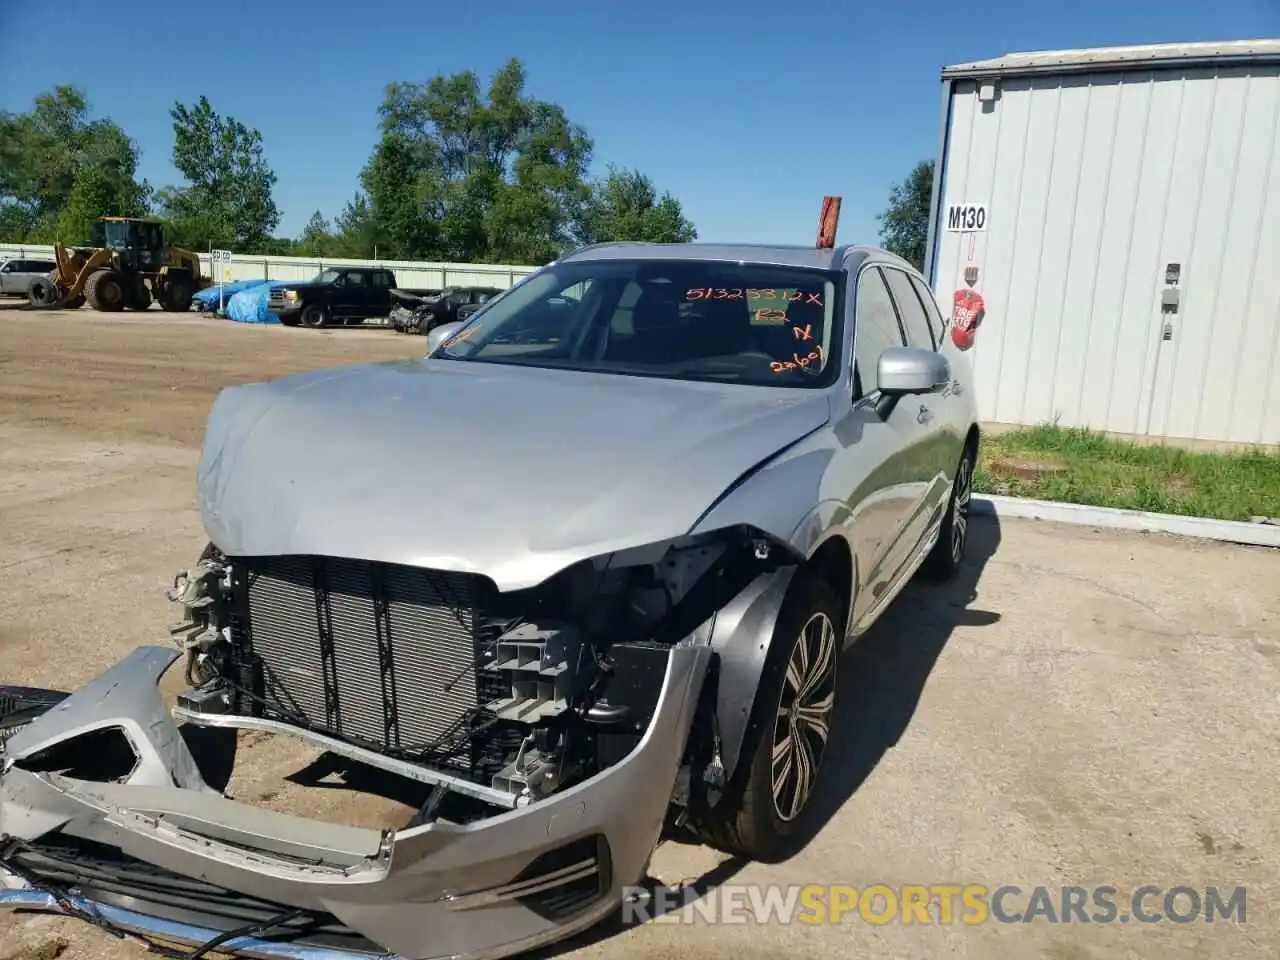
[
  {"left": 300, "top": 303, "right": 329, "bottom": 328},
  {"left": 85, "top": 269, "right": 126, "bottom": 312},
  {"left": 921, "top": 441, "right": 976, "bottom": 582},
  {"left": 696, "top": 570, "right": 841, "bottom": 862}
]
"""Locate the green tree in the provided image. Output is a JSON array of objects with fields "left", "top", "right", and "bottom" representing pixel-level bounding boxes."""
[
  {"left": 360, "top": 58, "right": 593, "bottom": 264},
  {"left": 876, "top": 159, "right": 935, "bottom": 270},
  {"left": 163, "top": 96, "right": 280, "bottom": 251},
  {"left": 0, "top": 86, "right": 149, "bottom": 242},
  {"left": 296, "top": 210, "right": 334, "bottom": 257},
  {"left": 331, "top": 193, "right": 381, "bottom": 258},
  {"left": 575, "top": 166, "right": 696, "bottom": 246}
]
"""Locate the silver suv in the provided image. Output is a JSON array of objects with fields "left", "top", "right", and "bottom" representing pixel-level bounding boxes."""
[
  {"left": 0, "top": 242, "right": 980, "bottom": 960},
  {"left": 0, "top": 258, "right": 56, "bottom": 298}
]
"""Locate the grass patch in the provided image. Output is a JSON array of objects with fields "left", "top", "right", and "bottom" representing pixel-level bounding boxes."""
[{"left": 974, "top": 424, "right": 1280, "bottom": 523}]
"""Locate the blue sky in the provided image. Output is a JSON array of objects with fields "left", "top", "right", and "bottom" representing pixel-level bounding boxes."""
[{"left": 2, "top": 0, "right": 1276, "bottom": 252}]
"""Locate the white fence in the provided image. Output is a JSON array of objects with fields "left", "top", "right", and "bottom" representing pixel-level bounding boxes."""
[{"left": 0, "top": 243, "right": 539, "bottom": 291}]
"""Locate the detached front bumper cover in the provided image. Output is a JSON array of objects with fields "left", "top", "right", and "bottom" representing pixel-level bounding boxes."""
[{"left": 0, "top": 643, "right": 710, "bottom": 960}]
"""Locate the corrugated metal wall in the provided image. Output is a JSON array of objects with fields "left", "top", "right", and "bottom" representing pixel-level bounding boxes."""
[
  {"left": 931, "top": 64, "right": 1280, "bottom": 446},
  {"left": 0, "top": 245, "right": 538, "bottom": 291}
]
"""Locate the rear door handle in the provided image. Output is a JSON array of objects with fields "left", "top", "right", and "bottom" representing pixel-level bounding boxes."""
[{"left": 917, "top": 405, "right": 934, "bottom": 424}]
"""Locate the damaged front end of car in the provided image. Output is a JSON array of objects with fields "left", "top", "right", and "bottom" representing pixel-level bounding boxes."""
[{"left": 0, "top": 525, "right": 800, "bottom": 960}]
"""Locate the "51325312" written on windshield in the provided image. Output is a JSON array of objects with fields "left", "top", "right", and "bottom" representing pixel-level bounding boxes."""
[{"left": 685, "top": 288, "right": 824, "bottom": 306}]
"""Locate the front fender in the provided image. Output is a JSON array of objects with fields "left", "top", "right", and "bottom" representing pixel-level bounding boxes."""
[{"left": 690, "top": 445, "right": 839, "bottom": 553}]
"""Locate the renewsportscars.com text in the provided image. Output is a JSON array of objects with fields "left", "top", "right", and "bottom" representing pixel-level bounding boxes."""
[{"left": 621, "top": 884, "right": 1248, "bottom": 926}]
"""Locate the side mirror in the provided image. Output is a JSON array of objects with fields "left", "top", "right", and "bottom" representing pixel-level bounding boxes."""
[
  {"left": 874, "top": 347, "right": 950, "bottom": 419},
  {"left": 426, "top": 320, "right": 464, "bottom": 355}
]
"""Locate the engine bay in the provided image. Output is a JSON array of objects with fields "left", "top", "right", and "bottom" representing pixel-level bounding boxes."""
[{"left": 166, "top": 529, "right": 778, "bottom": 827}]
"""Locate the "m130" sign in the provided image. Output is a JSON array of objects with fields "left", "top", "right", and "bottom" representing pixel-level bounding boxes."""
[{"left": 945, "top": 203, "right": 988, "bottom": 232}]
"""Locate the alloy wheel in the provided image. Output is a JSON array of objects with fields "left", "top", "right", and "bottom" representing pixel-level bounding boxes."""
[
  {"left": 771, "top": 611, "right": 837, "bottom": 823},
  {"left": 951, "top": 453, "right": 973, "bottom": 564}
]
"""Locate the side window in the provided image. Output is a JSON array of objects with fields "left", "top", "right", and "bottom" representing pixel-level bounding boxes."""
[
  {"left": 370, "top": 270, "right": 390, "bottom": 288},
  {"left": 907, "top": 273, "right": 947, "bottom": 348},
  {"left": 0, "top": 262, "right": 10, "bottom": 273},
  {"left": 883, "top": 268, "right": 936, "bottom": 350},
  {"left": 346, "top": 271, "right": 367, "bottom": 287},
  {"left": 853, "top": 268, "right": 906, "bottom": 395}
]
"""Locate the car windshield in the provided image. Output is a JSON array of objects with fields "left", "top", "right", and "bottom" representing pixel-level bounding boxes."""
[
  {"left": 437, "top": 259, "right": 841, "bottom": 388},
  {"left": 314, "top": 269, "right": 341, "bottom": 284}
]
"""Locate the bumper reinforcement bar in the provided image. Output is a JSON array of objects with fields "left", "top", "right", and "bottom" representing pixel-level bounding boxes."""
[{"left": 172, "top": 707, "right": 519, "bottom": 809}]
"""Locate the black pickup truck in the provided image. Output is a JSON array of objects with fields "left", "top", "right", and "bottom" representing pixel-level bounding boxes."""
[{"left": 268, "top": 267, "right": 437, "bottom": 328}]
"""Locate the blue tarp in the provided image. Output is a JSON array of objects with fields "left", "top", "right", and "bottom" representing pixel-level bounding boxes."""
[
  {"left": 192, "top": 280, "right": 265, "bottom": 309},
  {"left": 225, "top": 281, "right": 290, "bottom": 324}
]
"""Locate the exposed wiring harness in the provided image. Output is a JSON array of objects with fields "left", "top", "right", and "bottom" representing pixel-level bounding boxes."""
[{"left": 0, "top": 836, "right": 330, "bottom": 959}]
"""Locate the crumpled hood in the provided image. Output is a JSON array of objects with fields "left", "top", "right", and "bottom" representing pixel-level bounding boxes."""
[{"left": 197, "top": 359, "right": 831, "bottom": 591}]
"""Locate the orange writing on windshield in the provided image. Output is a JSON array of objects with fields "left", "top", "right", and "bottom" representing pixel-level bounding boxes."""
[
  {"left": 684, "top": 287, "right": 743, "bottom": 300},
  {"left": 770, "top": 346, "right": 826, "bottom": 374},
  {"left": 754, "top": 309, "right": 788, "bottom": 325},
  {"left": 685, "top": 287, "right": 824, "bottom": 306}
]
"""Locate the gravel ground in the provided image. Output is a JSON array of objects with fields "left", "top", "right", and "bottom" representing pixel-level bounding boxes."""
[{"left": 0, "top": 306, "right": 1276, "bottom": 960}]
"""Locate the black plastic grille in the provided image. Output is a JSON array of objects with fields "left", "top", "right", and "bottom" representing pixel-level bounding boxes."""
[
  {"left": 0, "top": 686, "right": 69, "bottom": 750},
  {"left": 230, "top": 556, "right": 506, "bottom": 773},
  {"left": 515, "top": 834, "right": 612, "bottom": 922}
]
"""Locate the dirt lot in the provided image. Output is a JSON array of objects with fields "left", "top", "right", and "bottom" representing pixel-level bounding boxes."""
[{"left": 0, "top": 307, "right": 1277, "bottom": 960}]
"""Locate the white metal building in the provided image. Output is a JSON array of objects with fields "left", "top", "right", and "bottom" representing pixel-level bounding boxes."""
[{"left": 924, "top": 40, "right": 1280, "bottom": 447}]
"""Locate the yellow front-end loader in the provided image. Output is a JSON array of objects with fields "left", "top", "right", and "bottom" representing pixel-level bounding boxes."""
[{"left": 28, "top": 217, "right": 211, "bottom": 313}]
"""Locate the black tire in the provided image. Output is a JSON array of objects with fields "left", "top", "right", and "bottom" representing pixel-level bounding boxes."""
[
  {"left": 27, "top": 278, "right": 59, "bottom": 308},
  {"left": 85, "top": 269, "right": 126, "bottom": 312},
  {"left": 160, "top": 276, "right": 194, "bottom": 313},
  {"left": 63, "top": 295, "right": 85, "bottom": 310},
  {"left": 921, "top": 439, "right": 976, "bottom": 582},
  {"left": 0, "top": 686, "right": 70, "bottom": 752},
  {"left": 300, "top": 303, "right": 329, "bottom": 328},
  {"left": 696, "top": 570, "right": 842, "bottom": 862}
]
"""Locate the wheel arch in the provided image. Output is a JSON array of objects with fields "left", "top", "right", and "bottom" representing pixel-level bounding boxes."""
[
  {"left": 805, "top": 533, "right": 855, "bottom": 637},
  {"left": 704, "top": 532, "right": 854, "bottom": 788}
]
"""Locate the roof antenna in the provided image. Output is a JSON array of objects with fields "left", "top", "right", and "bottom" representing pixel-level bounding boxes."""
[{"left": 816, "top": 195, "right": 841, "bottom": 249}]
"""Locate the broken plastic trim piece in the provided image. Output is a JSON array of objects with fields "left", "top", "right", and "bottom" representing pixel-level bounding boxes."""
[
  {"left": 171, "top": 706, "right": 519, "bottom": 809},
  {"left": 440, "top": 857, "right": 599, "bottom": 912},
  {"left": 0, "top": 888, "right": 389, "bottom": 959}
]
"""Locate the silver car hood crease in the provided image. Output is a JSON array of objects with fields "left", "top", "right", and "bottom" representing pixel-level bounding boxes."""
[{"left": 197, "top": 359, "right": 832, "bottom": 591}]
